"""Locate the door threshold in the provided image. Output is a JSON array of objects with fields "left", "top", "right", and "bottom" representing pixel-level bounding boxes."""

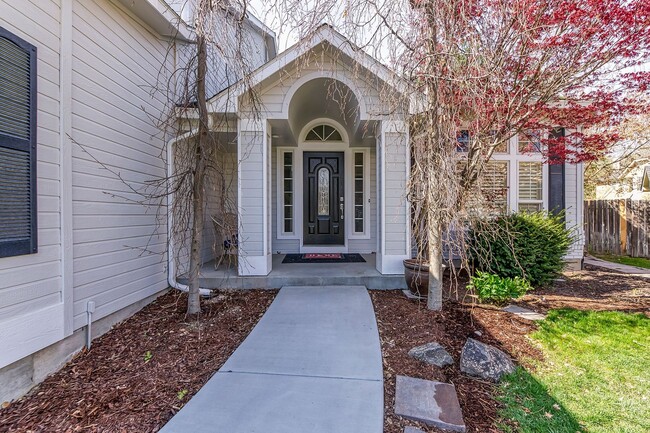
[{"left": 299, "top": 246, "right": 348, "bottom": 254}]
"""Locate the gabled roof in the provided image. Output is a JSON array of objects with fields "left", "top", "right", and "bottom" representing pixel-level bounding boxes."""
[{"left": 207, "top": 24, "right": 413, "bottom": 113}]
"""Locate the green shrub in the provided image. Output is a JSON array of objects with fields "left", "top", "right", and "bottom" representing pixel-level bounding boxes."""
[
  {"left": 469, "top": 271, "right": 532, "bottom": 304},
  {"left": 470, "top": 211, "right": 573, "bottom": 286}
]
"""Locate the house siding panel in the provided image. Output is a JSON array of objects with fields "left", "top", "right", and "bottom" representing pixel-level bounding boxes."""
[
  {"left": 70, "top": 0, "right": 170, "bottom": 330},
  {"left": 239, "top": 130, "right": 266, "bottom": 257},
  {"left": 383, "top": 131, "right": 408, "bottom": 256}
]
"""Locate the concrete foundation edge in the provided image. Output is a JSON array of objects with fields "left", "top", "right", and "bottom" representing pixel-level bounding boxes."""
[{"left": 0, "top": 288, "right": 169, "bottom": 404}]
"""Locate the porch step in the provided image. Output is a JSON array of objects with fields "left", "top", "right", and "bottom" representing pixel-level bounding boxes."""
[
  {"left": 189, "top": 254, "right": 408, "bottom": 290},
  {"left": 189, "top": 273, "right": 407, "bottom": 290}
]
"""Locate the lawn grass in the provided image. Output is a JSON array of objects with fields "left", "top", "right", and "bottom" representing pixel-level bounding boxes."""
[
  {"left": 591, "top": 252, "right": 650, "bottom": 269},
  {"left": 497, "top": 309, "right": 650, "bottom": 433}
]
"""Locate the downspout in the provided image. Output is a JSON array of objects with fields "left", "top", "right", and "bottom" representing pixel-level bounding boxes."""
[{"left": 167, "top": 130, "right": 212, "bottom": 297}]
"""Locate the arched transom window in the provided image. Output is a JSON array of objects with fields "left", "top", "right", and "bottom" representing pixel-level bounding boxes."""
[{"left": 305, "top": 124, "right": 343, "bottom": 142}]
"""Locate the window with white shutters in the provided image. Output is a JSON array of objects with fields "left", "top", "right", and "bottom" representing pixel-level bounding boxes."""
[{"left": 0, "top": 27, "right": 37, "bottom": 258}]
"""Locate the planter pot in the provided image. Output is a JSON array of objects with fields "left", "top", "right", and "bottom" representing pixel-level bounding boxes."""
[{"left": 403, "top": 259, "right": 429, "bottom": 299}]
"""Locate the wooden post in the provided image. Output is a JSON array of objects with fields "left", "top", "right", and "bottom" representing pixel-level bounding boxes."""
[{"left": 619, "top": 199, "right": 627, "bottom": 255}]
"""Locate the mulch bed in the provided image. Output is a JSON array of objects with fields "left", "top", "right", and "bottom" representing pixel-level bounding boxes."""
[
  {"left": 517, "top": 264, "right": 650, "bottom": 316},
  {"left": 372, "top": 291, "right": 539, "bottom": 433},
  {"left": 0, "top": 289, "right": 276, "bottom": 433}
]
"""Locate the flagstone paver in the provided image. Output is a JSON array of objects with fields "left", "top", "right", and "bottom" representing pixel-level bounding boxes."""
[{"left": 394, "top": 375, "right": 466, "bottom": 432}]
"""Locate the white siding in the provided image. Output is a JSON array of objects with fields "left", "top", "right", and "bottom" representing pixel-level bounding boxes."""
[
  {"left": 565, "top": 161, "right": 585, "bottom": 260},
  {"left": 69, "top": 0, "right": 170, "bottom": 330},
  {"left": 238, "top": 129, "right": 266, "bottom": 256},
  {"left": 0, "top": 0, "right": 65, "bottom": 367},
  {"left": 383, "top": 131, "right": 409, "bottom": 256}
]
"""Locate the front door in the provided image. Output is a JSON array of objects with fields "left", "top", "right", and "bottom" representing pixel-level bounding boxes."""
[{"left": 303, "top": 152, "right": 345, "bottom": 245}]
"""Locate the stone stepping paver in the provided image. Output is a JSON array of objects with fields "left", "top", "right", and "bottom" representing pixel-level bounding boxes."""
[
  {"left": 394, "top": 375, "right": 466, "bottom": 432},
  {"left": 159, "top": 286, "right": 383, "bottom": 433},
  {"left": 503, "top": 304, "right": 546, "bottom": 321}
]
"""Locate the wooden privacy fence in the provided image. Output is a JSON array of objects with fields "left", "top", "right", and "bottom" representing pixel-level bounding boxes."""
[{"left": 585, "top": 199, "right": 650, "bottom": 258}]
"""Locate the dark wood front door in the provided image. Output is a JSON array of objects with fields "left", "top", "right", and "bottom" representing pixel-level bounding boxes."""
[{"left": 303, "top": 152, "right": 345, "bottom": 245}]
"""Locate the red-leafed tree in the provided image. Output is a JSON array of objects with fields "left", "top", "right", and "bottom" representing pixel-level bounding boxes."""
[{"left": 266, "top": 0, "right": 650, "bottom": 309}]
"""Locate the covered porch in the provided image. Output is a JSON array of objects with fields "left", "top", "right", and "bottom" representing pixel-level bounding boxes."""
[{"left": 176, "top": 26, "right": 413, "bottom": 287}]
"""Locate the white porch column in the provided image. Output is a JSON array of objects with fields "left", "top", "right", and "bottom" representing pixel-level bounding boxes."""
[
  {"left": 237, "top": 118, "right": 272, "bottom": 276},
  {"left": 376, "top": 120, "right": 411, "bottom": 274}
]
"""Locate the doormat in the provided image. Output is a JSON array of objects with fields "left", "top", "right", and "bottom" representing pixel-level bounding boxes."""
[{"left": 282, "top": 253, "right": 367, "bottom": 264}]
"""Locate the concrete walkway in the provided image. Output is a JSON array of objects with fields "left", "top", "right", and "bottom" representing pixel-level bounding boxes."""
[
  {"left": 585, "top": 255, "right": 650, "bottom": 278},
  {"left": 159, "top": 286, "right": 384, "bottom": 433}
]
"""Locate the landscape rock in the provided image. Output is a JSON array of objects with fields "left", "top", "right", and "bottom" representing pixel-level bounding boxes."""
[
  {"left": 460, "top": 338, "right": 515, "bottom": 382},
  {"left": 408, "top": 342, "right": 454, "bottom": 367}
]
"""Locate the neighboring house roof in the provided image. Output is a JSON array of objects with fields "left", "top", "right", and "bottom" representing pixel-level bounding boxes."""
[
  {"left": 114, "top": 0, "right": 194, "bottom": 41},
  {"left": 114, "top": 0, "right": 276, "bottom": 51},
  {"left": 207, "top": 23, "right": 415, "bottom": 114}
]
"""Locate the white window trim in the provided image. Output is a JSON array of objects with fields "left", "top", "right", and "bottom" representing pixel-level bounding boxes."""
[
  {"left": 276, "top": 147, "right": 297, "bottom": 239},
  {"left": 349, "top": 148, "right": 371, "bottom": 239},
  {"left": 489, "top": 135, "right": 548, "bottom": 212},
  {"left": 274, "top": 120, "right": 375, "bottom": 252}
]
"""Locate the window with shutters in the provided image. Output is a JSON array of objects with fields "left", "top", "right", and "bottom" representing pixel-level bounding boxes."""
[
  {"left": 518, "top": 162, "right": 543, "bottom": 212},
  {"left": 0, "top": 27, "right": 37, "bottom": 258}
]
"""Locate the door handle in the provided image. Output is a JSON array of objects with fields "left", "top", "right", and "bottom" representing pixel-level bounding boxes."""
[{"left": 340, "top": 202, "right": 344, "bottom": 218}]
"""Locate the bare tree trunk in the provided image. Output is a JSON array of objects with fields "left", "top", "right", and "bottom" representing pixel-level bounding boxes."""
[
  {"left": 426, "top": 211, "right": 443, "bottom": 310},
  {"left": 187, "top": 32, "right": 210, "bottom": 315}
]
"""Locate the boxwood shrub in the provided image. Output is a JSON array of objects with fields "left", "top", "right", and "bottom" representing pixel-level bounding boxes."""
[{"left": 470, "top": 211, "right": 573, "bottom": 286}]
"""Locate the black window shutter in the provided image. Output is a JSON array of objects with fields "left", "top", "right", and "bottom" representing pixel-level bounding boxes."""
[
  {"left": 0, "top": 26, "right": 37, "bottom": 257},
  {"left": 548, "top": 127, "right": 565, "bottom": 218}
]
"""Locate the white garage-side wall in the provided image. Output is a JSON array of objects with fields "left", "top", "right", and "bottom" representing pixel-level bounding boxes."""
[{"left": 0, "top": 0, "right": 185, "bottom": 400}]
